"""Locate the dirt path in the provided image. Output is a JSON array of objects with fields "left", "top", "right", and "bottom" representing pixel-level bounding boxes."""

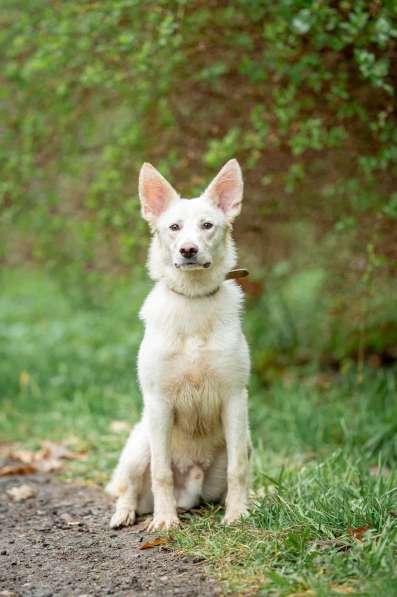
[{"left": 0, "top": 475, "right": 220, "bottom": 596}]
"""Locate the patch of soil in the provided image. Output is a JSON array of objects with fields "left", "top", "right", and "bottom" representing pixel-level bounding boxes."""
[{"left": 0, "top": 475, "right": 220, "bottom": 596}]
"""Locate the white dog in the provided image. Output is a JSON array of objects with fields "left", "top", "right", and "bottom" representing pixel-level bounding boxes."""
[{"left": 107, "top": 159, "right": 251, "bottom": 531}]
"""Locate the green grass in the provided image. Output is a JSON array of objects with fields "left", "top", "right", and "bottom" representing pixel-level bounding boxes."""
[
  {"left": 1, "top": 269, "right": 396, "bottom": 595},
  {"left": 0, "top": 268, "right": 148, "bottom": 482}
]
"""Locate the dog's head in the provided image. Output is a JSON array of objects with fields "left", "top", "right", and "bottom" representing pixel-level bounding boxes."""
[{"left": 139, "top": 159, "right": 243, "bottom": 295}]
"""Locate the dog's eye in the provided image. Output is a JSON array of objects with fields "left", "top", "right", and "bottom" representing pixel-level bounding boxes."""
[
  {"left": 169, "top": 223, "right": 180, "bottom": 232},
  {"left": 202, "top": 222, "right": 213, "bottom": 230}
]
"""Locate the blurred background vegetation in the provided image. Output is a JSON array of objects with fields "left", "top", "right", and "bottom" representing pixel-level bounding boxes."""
[{"left": 1, "top": 0, "right": 397, "bottom": 375}]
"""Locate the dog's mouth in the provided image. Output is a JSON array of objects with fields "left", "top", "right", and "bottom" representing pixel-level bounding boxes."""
[{"left": 174, "top": 261, "right": 211, "bottom": 270}]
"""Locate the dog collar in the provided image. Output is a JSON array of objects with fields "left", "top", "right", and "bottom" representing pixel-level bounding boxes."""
[
  {"left": 167, "top": 268, "right": 249, "bottom": 298},
  {"left": 225, "top": 268, "right": 249, "bottom": 281}
]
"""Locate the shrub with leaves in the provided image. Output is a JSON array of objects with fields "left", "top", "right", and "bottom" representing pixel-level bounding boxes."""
[{"left": 1, "top": 0, "right": 396, "bottom": 361}]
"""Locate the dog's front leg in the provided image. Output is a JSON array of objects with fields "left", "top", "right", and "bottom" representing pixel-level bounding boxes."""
[
  {"left": 222, "top": 389, "right": 251, "bottom": 524},
  {"left": 146, "top": 397, "right": 179, "bottom": 531}
]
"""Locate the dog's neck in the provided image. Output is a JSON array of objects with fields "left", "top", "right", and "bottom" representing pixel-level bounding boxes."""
[
  {"left": 166, "top": 282, "right": 221, "bottom": 299},
  {"left": 147, "top": 232, "right": 239, "bottom": 299},
  {"left": 166, "top": 269, "right": 249, "bottom": 298}
]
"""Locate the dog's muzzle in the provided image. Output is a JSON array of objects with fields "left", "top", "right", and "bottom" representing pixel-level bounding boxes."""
[{"left": 175, "top": 243, "right": 211, "bottom": 270}]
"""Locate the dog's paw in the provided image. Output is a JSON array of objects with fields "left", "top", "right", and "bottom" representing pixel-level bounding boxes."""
[
  {"left": 109, "top": 508, "right": 136, "bottom": 529},
  {"left": 221, "top": 507, "right": 248, "bottom": 525},
  {"left": 147, "top": 513, "right": 180, "bottom": 532}
]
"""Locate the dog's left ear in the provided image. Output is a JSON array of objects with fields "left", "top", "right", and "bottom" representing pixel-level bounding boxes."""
[{"left": 204, "top": 159, "right": 243, "bottom": 222}]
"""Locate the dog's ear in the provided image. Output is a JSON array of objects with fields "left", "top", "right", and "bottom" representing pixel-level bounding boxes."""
[
  {"left": 139, "top": 163, "right": 179, "bottom": 223},
  {"left": 204, "top": 159, "right": 243, "bottom": 222}
]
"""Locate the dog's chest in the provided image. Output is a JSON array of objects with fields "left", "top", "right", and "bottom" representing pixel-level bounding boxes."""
[
  {"left": 162, "top": 331, "right": 223, "bottom": 437},
  {"left": 163, "top": 329, "right": 216, "bottom": 388},
  {"left": 174, "top": 333, "right": 209, "bottom": 377},
  {"left": 139, "top": 283, "right": 246, "bottom": 436}
]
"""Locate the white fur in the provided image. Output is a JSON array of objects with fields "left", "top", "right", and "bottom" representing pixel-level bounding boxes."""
[{"left": 107, "top": 159, "right": 251, "bottom": 531}]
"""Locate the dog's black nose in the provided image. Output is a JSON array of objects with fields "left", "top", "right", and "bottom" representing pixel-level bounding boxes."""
[{"left": 179, "top": 243, "right": 199, "bottom": 259}]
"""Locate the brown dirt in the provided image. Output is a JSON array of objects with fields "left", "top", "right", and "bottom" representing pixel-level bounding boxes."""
[{"left": 0, "top": 475, "right": 220, "bottom": 596}]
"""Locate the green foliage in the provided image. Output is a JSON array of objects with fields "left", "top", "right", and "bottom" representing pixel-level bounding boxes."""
[
  {"left": 1, "top": 0, "right": 397, "bottom": 274},
  {"left": 246, "top": 259, "right": 397, "bottom": 380}
]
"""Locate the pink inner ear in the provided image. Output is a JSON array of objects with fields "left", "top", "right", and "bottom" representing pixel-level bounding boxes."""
[
  {"left": 143, "top": 179, "right": 168, "bottom": 216},
  {"left": 215, "top": 176, "right": 239, "bottom": 213}
]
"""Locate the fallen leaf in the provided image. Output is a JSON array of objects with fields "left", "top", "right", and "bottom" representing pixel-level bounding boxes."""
[
  {"left": 9, "top": 449, "right": 36, "bottom": 464},
  {"left": 36, "top": 458, "right": 63, "bottom": 473},
  {"left": 0, "top": 440, "right": 87, "bottom": 477},
  {"left": 7, "top": 484, "right": 36, "bottom": 501},
  {"left": 348, "top": 526, "right": 370, "bottom": 541},
  {"left": 0, "top": 464, "right": 36, "bottom": 477},
  {"left": 37, "top": 440, "right": 86, "bottom": 461},
  {"left": 110, "top": 420, "right": 130, "bottom": 433},
  {"left": 18, "top": 440, "right": 85, "bottom": 470},
  {"left": 139, "top": 536, "right": 172, "bottom": 550}
]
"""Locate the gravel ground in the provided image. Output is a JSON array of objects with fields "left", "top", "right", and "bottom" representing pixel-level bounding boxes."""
[{"left": 0, "top": 475, "right": 220, "bottom": 597}]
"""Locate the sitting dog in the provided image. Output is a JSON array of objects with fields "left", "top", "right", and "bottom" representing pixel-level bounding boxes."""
[{"left": 107, "top": 159, "right": 251, "bottom": 531}]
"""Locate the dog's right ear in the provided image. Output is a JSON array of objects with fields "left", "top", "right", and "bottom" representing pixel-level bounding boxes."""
[{"left": 139, "top": 163, "right": 179, "bottom": 224}]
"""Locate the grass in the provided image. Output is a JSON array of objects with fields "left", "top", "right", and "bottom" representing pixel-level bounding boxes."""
[
  {"left": 1, "top": 268, "right": 397, "bottom": 595},
  {"left": 0, "top": 268, "right": 147, "bottom": 482}
]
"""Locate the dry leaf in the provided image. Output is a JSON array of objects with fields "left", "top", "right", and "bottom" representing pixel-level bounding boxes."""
[
  {"left": 348, "top": 526, "right": 370, "bottom": 541},
  {"left": 110, "top": 420, "right": 130, "bottom": 434},
  {"left": 9, "top": 449, "right": 36, "bottom": 464},
  {"left": 36, "top": 458, "right": 64, "bottom": 473},
  {"left": 14, "top": 440, "right": 85, "bottom": 472},
  {"left": 7, "top": 484, "right": 36, "bottom": 501},
  {"left": 139, "top": 536, "right": 172, "bottom": 550},
  {"left": 38, "top": 440, "right": 86, "bottom": 461},
  {"left": 0, "top": 440, "right": 87, "bottom": 478},
  {"left": 0, "top": 464, "right": 36, "bottom": 477}
]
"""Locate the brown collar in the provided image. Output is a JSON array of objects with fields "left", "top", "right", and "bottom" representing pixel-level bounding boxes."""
[
  {"left": 225, "top": 268, "right": 249, "bottom": 281},
  {"left": 168, "top": 268, "right": 249, "bottom": 298}
]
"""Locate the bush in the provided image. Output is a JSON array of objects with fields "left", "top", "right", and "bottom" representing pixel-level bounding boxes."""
[
  {"left": 1, "top": 0, "right": 396, "bottom": 363},
  {"left": 1, "top": 1, "right": 396, "bottom": 266}
]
